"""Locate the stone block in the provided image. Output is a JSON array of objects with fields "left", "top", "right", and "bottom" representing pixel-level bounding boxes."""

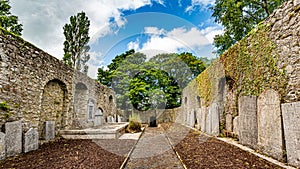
[
  {"left": 196, "top": 108, "right": 201, "bottom": 130},
  {"left": 206, "top": 107, "right": 212, "bottom": 134},
  {"left": 210, "top": 103, "right": 219, "bottom": 136},
  {"left": 233, "top": 116, "right": 239, "bottom": 136},
  {"left": 225, "top": 114, "right": 233, "bottom": 132},
  {"left": 281, "top": 101, "right": 300, "bottom": 167},
  {"left": 238, "top": 96, "right": 258, "bottom": 148},
  {"left": 5, "top": 121, "right": 22, "bottom": 157},
  {"left": 257, "top": 90, "right": 284, "bottom": 161},
  {"left": 44, "top": 121, "right": 55, "bottom": 141},
  {"left": 0, "top": 132, "right": 5, "bottom": 160},
  {"left": 200, "top": 107, "right": 207, "bottom": 132},
  {"left": 24, "top": 128, "right": 39, "bottom": 153}
]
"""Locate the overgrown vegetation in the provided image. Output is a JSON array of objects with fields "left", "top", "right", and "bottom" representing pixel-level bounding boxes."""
[
  {"left": 0, "top": 101, "right": 10, "bottom": 112},
  {"left": 126, "top": 112, "right": 142, "bottom": 133}
]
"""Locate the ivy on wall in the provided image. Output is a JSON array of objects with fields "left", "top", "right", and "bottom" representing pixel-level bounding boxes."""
[{"left": 196, "top": 22, "right": 287, "bottom": 105}]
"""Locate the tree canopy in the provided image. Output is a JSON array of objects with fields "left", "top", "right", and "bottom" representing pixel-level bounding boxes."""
[
  {"left": 211, "top": 0, "right": 285, "bottom": 55},
  {"left": 63, "top": 11, "right": 90, "bottom": 73},
  {"left": 0, "top": 0, "right": 22, "bottom": 35},
  {"left": 97, "top": 50, "right": 207, "bottom": 111}
]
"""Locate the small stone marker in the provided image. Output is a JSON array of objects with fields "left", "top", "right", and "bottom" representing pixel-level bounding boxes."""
[
  {"left": 225, "top": 114, "right": 233, "bottom": 132},
  {"left": 44, "top": 121, "right": 55, "bottom": 141},
  {"left": 281, "top": 101, "right": 300, "bottom": 167},
  {"left": 233, "top": 116, "right": 239, "bottom": 136},
  {"left": 5, "top": 121, "right": 22, "bottom": 157},
  {"left": 205, "top": 106, "right": 212, "bottom": 134},
  {"left": 238, "top": 96, "right": 258, "bottom": 148},
  {"left": 200, "top": 107, "right": 207, "bottom": 132},
  {"left": 24, "top": 128, "right": 39, "bottom": 153},
  {"left": 0, "top": 132, "right": 5, "bottom": 160},
  {"left": 257, "top": 89, "right": 284, "bottom": 161}
]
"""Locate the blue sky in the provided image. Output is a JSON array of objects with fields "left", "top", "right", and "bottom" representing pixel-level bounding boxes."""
[{"left": 10, "top": 0, "right": 223, "bottom": 78}]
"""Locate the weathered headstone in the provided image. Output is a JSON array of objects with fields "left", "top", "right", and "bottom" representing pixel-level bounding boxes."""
[
  {"left": 210, "top": 103, "right": 219, "bottom": 136},
  {"left": 189, "top": 110, "right": 195, "bottom": 127},
  {"left": 24, "top": 128, "right": 38, "bottom": 153},
  {"left": 44, "top": 121, "right": 55, "bottom": 141},
  {"left": 205, "top": 107, "right": 212, "bottom": 134},
  {"left": 200, "top": 107, "right": 207, "bottom": 132},
  {"left": 196, "top": 108, "right": 201, "bottom": 130},
  {"left": 5, "top": 121, "right": 22, "bottom": 157},
  {"left": 225, "top": 114, "right": 233, "bottom": 132},
  {"left": 238, "top": 96, "right": 258, "bottom": 148},
  {"left": 117, "top": 115, "right": 122, "bottom": 123},
  {"left": 281, "top": 101, "right": 300, "bottom": 167},
  {"left": 94, "top": 109, "right": 102, "bottom": 126},
  {"left": 257, "top": 89, "right": 284, "bottom": 161},
  {"left": 233, "top": 116, "right": 239, "bottom": 136},
  {"left": 0, "top": 132, "right": 5, "bottom": 160}
]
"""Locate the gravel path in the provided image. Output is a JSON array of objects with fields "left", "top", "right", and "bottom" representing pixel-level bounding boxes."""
[{"left": 125, "top": 127, "right": 183, "bottom": 169}]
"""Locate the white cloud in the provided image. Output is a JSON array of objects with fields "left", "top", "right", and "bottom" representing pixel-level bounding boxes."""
[
  {"left": 128, "top": 26, "right": 222, "bottom": 58},
  {"left": 10, "top": 0, "right": 152, "bottom": 60},
  {"left": 186, "top": 0, "right": 215, "bottom": 12}
]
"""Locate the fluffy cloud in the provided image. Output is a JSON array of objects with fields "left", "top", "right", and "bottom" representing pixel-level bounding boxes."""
[
  {"left": 185, "top": 0, "right": 215, "bottom": 12},
  {"left": 128, "top": 26, "right": 222, "bottom": 58},
  {"left": 10, "top": 0, "right": 152, "bottom": 59}
]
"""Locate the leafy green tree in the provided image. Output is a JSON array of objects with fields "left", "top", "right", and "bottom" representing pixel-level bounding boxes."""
[
  {"left": 0, "top": 0, "right": 22, "bottom": 35},
  {"left": 211, "top": 0, "right": 285, "bottom": 55},
  {"left": 63, "top": 11, "right": 90, "bottom": 72}
]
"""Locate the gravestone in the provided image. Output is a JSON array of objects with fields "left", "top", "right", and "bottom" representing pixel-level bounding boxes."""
[
  {"left": 210, "top": 103, "right": 219, "bottom": 136},
  {"left": 94, "top": 109, "right": 102, "bottom": 126},
  {"left": 44, "top": 121, "right": 55, "bottom": 141},
  {"left": 189, "top": 110, "right": 195, "bottom": 127},
  {"left": 205, "top": 106, "right": 212, "bottom": 134},
  {"left": 0, "top": 132, "right": 5, "bottom": 160},
  {"left": 238, "top": 96, "right": 258, "bottom": 148},
  {"left": 200, "top": 107, "right": 207, "bottom": 132},
  {"left": 24, "top": 128, "right": 38, "bottom": 153},
  {"left": 281, "top": 102, "right": 300, "bottom": 167},
  {"left": 233, "top": 116, "right": 239, "bottom": 136},
  {"left": 5, "top": 121, "right": 22, "bottom": 157},
  {"left": 117, "top": 115, "right": 122, "bottom": 123},
  {"left": 225, "top": 114, "right": 233, "bottom": 132},
  {"left": 196, "top": 108, "right": 201, "bottom": 130},
  {"left": 257, "top": 89, "right": 284, "bottom": 161}
]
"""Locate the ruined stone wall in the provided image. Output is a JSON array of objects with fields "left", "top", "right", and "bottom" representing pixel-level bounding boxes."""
[
  {"left": 0, "top": 28, "right": 116, "bottom": 135},
  {"left": 180, "top": 0, "right": 300, "bottom": 166}
]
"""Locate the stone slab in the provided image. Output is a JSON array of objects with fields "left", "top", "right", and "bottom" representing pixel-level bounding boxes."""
[
  {"left": 281, "top": 101, "right": 300, "bottom": 167},
  {"left": 205, "top": 107, "right": 212, "bottom": 134},
  {"left": 233, "top": 116, "right": 239, "bottom": 136},
  {"left": 238, "top": 96, "right": 258, "bottom": 148},
  {"left": 210, "top": 103, "right": 219, "bottom": 136},
  {"left": 44, "top": 121, "right": 55, "bottom": 141},
  {"left": 5, "top": 121, "right": 22, "bottom": 157},
  {"left": 257, "top": 90, "right": 284, "bottom": 161},
  {"left": 24, "top": 128, "right": 39, "bottom": 153},
  {"left": 225, "top": 114, "right": 233, "bottom": 132},
  {"left": 200, "top": 107, "right": 207, "bottom": 132},
  {"left": 0, "top": 132, "right": 5, "bottom": 160}
]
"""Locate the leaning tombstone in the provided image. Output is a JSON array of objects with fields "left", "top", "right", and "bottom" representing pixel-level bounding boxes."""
[
  {"left": 5, "top": 121, "right": 22, "bottom": 157},
  {"left": 24, "top": 128, "right": 39, "bottom": 153}
]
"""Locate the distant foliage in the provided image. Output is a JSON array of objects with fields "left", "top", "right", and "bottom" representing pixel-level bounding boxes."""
[{"left": 0, "top": 0, "right": 23, "bottom": 35}]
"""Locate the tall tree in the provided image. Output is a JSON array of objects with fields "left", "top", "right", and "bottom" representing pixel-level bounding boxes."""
[
  {"left": 63, "top": 11, "right": 90, "bottom": 72},
  {"left": 211, "top": 0, "right": 285, "bottom": 55},
  {"left": 0, "top": 0, "right": 22, "bottom": 35}
]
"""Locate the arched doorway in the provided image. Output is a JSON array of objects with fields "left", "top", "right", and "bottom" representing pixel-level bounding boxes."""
[{"left": 40, "top": 79, "right": 67, "bottom": 137}]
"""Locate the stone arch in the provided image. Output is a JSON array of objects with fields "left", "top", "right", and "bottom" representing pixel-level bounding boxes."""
[
  {"left": 225, "top": 76, "right": 235, "bottom": 90},
  {"left": 40, "top": 79, "right": 67, "bottom": 137},
  {"left": 109, "top": 95, "right": 113, "bottom": 103},
  {"left": 74, "top": 82, "right": 89, "bottom": 120}
]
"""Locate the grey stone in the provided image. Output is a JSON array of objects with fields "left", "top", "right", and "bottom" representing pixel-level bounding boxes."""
[
  {"left": 233, "top": 116, "right": 239, "bottom": 136},
  {"left": 225, "top": 114, "right": 233, "bottom": 132},
  {"left": 257, "top": 90, "right": 284, "bottom": 161},
  {"left": 205, "top": 107, "right": 211, "bottom": 134},
  {"left": 196, "top": 108, "right": 201, "bottom": 130},
  {"left": 24, "top": 128, "right": 38, "bottom": 153},
  {"left": 238, "top": 96, "right": 258, "bottom": 148},
  {"left": 44, "top": 121, "right": 55, "bottom": 141},
  {"left": 5, "top": 121, "right": 22, "bottom": 157},
  {"left": 200, "top": 107, "right": 207, "bottom": 132},
  {"left": 281, "top": 101, "right": 300, "bottom": 167},
  {"left": 210, "top": 103, "right": 220, "bottom": 136},
  {"left": 0, "top": 132, "right": 5, "bottom": 160}
]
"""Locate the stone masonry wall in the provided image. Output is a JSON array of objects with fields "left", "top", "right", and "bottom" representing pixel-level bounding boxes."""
[
  {"left": 179, "top": 0, "right": 300, "bottom": 166},
  {"left": 0, "top": 28, "right": 116, "bottom": 135}
]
